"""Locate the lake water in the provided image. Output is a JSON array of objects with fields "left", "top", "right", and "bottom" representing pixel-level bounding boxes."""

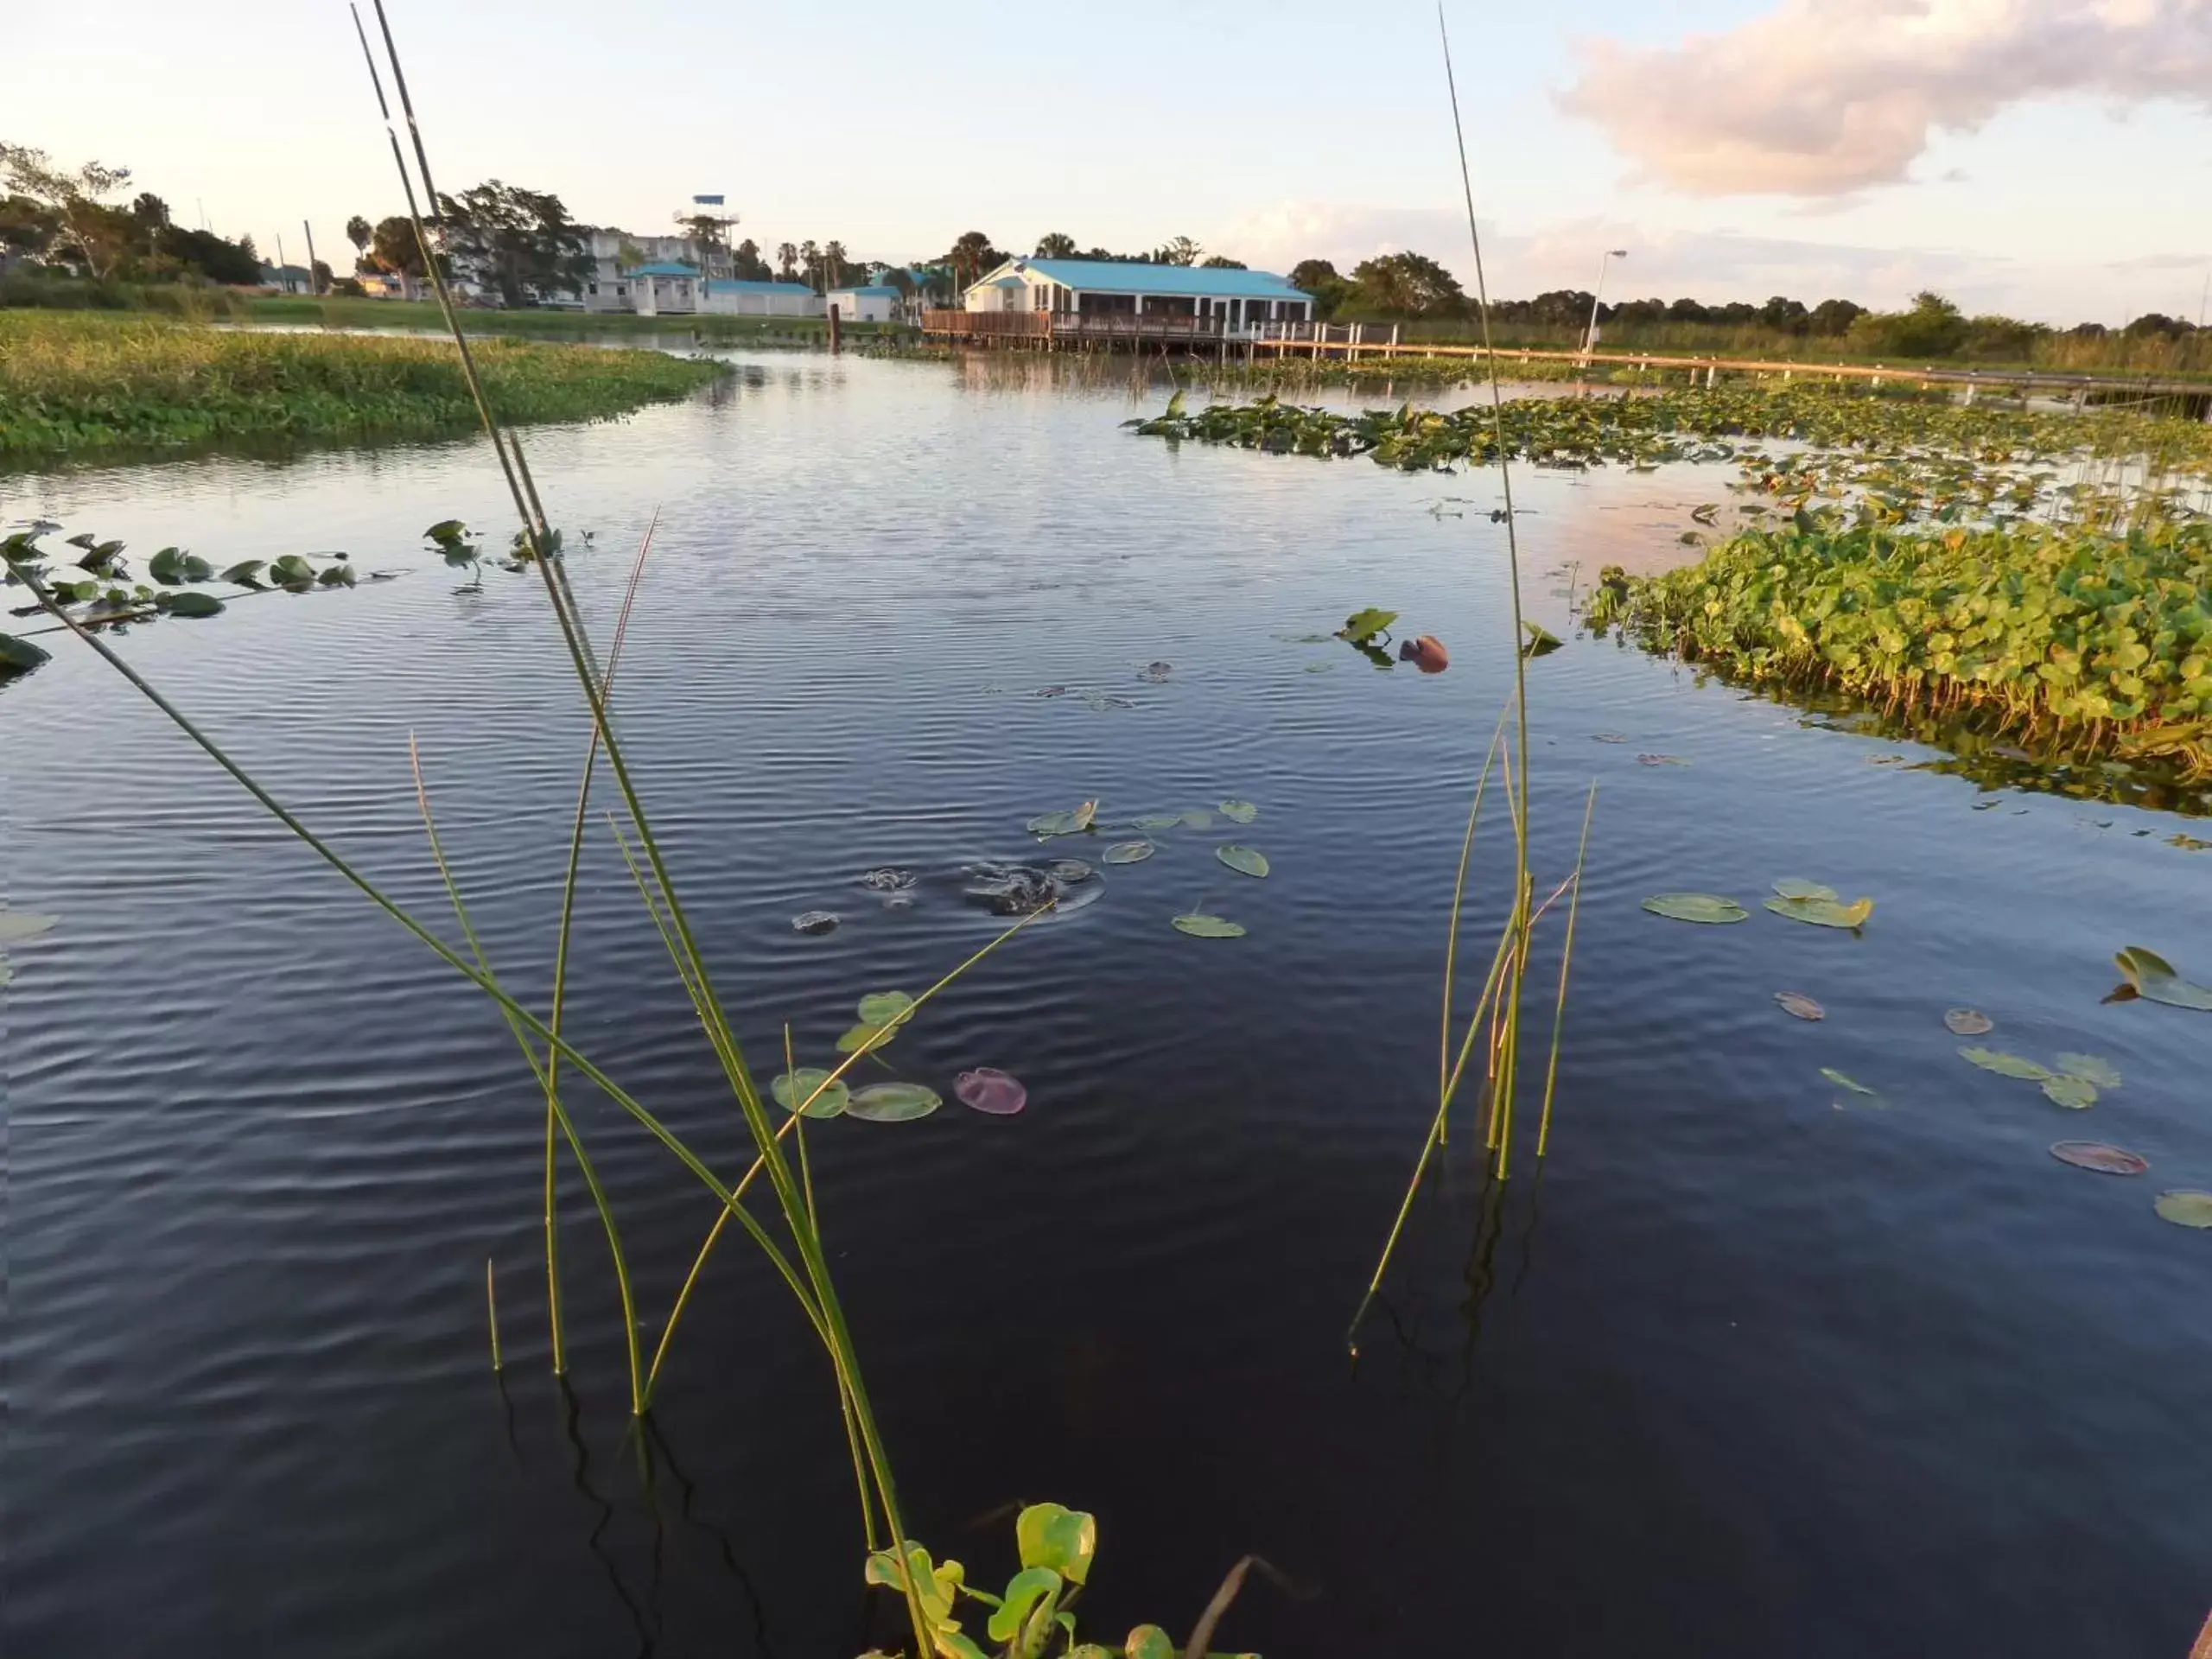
[{"left": 7, "top": 349, "right": 2209, "bottom": 1658}]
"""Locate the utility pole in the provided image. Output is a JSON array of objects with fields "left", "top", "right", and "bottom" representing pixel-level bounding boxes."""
[
  {"left": 302, "top": 219, "right": 323, "bottom": 296},
  {"left": 1581, "top": 248, "right": 1626, "bottom": 365}
]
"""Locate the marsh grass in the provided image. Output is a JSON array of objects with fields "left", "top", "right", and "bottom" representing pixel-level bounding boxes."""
[{"left": 0, "top": 308, "right": 722, "bottom": 462}]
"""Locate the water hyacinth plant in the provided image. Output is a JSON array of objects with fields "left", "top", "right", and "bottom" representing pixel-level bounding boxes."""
[{"left": 1585, "top": 516, "right": 2212, "bottom": 775}]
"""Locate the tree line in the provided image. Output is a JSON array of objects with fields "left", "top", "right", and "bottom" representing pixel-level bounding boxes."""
[{"left": 3, "top": 145, "right": 270, "bottom": 286}]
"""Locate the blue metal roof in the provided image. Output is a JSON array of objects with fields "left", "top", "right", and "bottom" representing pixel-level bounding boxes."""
[
  {"left": 704, "top": 279, "right": 818, "bottom": 296},
  {"left": 630, "top": 262, "right": 699, "bottom": 277},
  {"left": 1001, "top": 258, "right": 1308, "bottom": 300}
]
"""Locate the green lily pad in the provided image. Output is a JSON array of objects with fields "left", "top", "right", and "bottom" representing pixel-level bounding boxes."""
[
  {"left": 1771, "top": 878, "right": 1840, "bottom": 902},
  {"left": 0, "top": 912, "right": 59, "bottom": 944},
  {"left": 772, "top": 1067, "right": 849, "bottom": 1118},
  {"left": 1132, "top": 813, "right": 1182, "bottom": 832},
  {"left": 2113, "top": 946, "right": 2212, "bottom": 1011},
  {"left": 1521, "top": 620, "right": 1564, "bottom": 658},
  {"left": 2056, "top": 1052, "right": 2121, "bottom": 1089},
  {"left": 856, "top": 990, "right": 915, "bottom": 1028},
  {"left": 1959, "top": 1046, "right": 2053, "bottom": 1081},
  {"left": 1764, "top": 893, "right": 1874, "bottom": 929},
  {"left": 1944, "top": 1008, "right": 1994, "bottom": 1035},
  {"left": 165, "top": 590, "right": 225, "bottom": 619},
  {"left": 1027, "top": 810, "right": 1089, "bottom": 837},
  {"left": 1219, "top": 799, "right": 1259, "bottom": 824},
  {"left": 836, "top": 1022, "right": 896, "bottom": 1054},
  {"left": 2152, "top": 1190, "right": 2212, "bottom": 1229},
  {"left": 1642, "top": 893, "right": 1749, "bottom": 924},
  {"left": 845, "top": 1082, "right": 941, "bottom": 1122},
  {"left": 1180, "top": 808, "right": 1214, "bottom": 829},
  {"left": 1103, "top": 841, "right": 1155, "bottom": 865},
  {"left": 1338, "top": 607, "right": 1398, "bottom": 644},
  {"left": 1173, "top": 912, "right": 1246, "bottom": 938},
  {"left": 1821, "top": 1066, "right": 1877, "bottom": 1096},
  {"left": 1216, "top": 844, "right": 1269, "bottom": 879},
  {"left": 1124, "top": 1628, "right": 1176, "bottom": 1659},
  {"left": 2040, "top": 1074, "right": 2099, "bottom": 1109}
]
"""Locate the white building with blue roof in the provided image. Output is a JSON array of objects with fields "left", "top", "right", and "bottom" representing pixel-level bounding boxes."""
[{"left": 963, "top": 257, "right": 1313, "bottom": 334}]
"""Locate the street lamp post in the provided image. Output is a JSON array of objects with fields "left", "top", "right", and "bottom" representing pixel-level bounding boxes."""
[{"left": 1581, "top": 249, "right": 1628, "bottom": 365}]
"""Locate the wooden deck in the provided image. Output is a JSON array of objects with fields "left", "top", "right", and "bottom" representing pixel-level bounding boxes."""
[{"left": 924, "top": 308, "right": 1228, "bottom": 347}]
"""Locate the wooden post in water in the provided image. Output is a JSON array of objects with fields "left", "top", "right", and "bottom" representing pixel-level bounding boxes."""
[{"left": 829, "top": 302, "right": 841, "bottom": 353}]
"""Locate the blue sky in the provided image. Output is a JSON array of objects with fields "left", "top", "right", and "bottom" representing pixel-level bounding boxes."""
[{"left": 15, "top": 0, "right": 2209, "bottom": 322}]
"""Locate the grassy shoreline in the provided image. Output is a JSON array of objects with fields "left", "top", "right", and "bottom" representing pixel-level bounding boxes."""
[{"left": 0, "top": 310, "right": 726, "bottom": 466}]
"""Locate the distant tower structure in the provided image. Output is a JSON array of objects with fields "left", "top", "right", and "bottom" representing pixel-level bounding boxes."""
[{"left": 683, "top": 194, "right": 738, "bottom": 282}]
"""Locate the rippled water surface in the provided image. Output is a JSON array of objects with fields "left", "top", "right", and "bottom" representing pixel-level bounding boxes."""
[{"left": 7, "top": 353, "right": 2210, "bottom": 1659}]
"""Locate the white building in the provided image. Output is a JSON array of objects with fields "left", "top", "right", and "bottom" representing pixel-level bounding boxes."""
[
  {"left": 581, "top": 229, "right": 720, "bottom": 314},
  {"left": 627, "top": 262, "right": 702, "bottom": 316},
  {"left": 824, "top": 284, "right": 901, "bottom": 324},
  {"left": 702, "top": 280, "right": 825, "bottom": 317},
  {"left": 962, "top": 257, "right": 1313, "bottom": 332}
]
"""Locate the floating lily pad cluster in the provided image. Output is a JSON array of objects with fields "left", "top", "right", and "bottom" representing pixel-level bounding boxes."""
[
  {"left": 1025, "top": 796, "right": 1268, "bottom": 939},
  {"left": 3, "top": 526, "right": 362, "bottom": 670},
  {"left": 1643, "top": 879, "right": 1873, "bottom": 931},
  {"left": 776, "top": 988, "right": 1024, "bottom": 1125}
]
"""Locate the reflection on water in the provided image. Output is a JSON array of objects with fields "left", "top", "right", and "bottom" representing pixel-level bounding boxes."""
[{"left": 6, "top": 352, "right": 2211, "bottom": 1659}]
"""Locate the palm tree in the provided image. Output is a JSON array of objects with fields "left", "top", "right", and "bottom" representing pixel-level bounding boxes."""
[
  {"left": 799, "top": 238, "right": 821, "bottom": 291},
  {"left": 776, "top": 241, "right": 798, "bottom": 282},
  {"left": 1034, "top": 232, "right": 1076, "bottom": 258},
  {"left": 822, "top": 239, "right": 848, "bottom": 289}
]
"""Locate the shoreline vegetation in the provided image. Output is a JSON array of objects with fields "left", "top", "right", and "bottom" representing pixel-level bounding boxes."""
[{"left": 0, "top": 310, "right": 726, "bottom": 464}]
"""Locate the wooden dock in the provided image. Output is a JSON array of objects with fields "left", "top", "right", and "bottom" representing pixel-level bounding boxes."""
[{"left": 920, "top": 309, "right": 2208, "bottom": 409}]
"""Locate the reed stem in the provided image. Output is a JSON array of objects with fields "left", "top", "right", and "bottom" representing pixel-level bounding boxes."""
[{"left": 486, "top": 1258, "right": 504, "bottom": 1372}]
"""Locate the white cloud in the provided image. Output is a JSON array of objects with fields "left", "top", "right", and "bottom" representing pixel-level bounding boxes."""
[{"left": 1558, "top": 0, "right": 2212, "bottom": 196}]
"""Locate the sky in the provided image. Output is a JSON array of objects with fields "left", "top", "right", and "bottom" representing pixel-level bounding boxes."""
[{"left": 13, "top": 0, "right": 2209, "bottom": 325}]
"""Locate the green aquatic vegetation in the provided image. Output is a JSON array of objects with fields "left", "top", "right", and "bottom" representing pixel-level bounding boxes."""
[
  {"left": 1103, "top": 841, "right": 1154, "bottom": 864},
  {"left": 1586, "top": 517, "right": 2212, "bottom": 777},
  {"left": 846, "top": 1083, "right": 942, "bottom": 1122},
  {"left": 2056, "top": 1052, "right": 2122, "bottom": 1089},
  {"left": 772, "top": 1066, "right": 851, "bottom": 1118},
  {"left": 1822, "top": 1067, "right": 1878, "bottom": 1096},
  {"left": 1172, "top": 912, "right": 1246, "bottom": 938},
  {"left": 2152, "top": 1191, "right": 2212, "bottom": 1228},
  {"left": 1642, "top": 892, "right": 1749, "bottom": 923},
  {"left": 0, "top": 309, "right": 725, "bottom": 464},
  {"left": 1128, "top": 381, "right": 2212, "bottom": 504},
  {"left": 1960, "top": 1046, "right": 2054, "bottom": 1081},
  {"left": 1219, "top": 798, "right": 1259, "bottom": 824},
  {"left": 2111, "top": 945, "right": 2212, "bottom": 1009},
  {"left": 1764, "top": 893, "right": 1875, "bottom": 928},
  {"left": 1216, "top": 845, "right": 1269, "bottom": 878},
  {"left": 2040, "top": 1075, "right": 2100, "bottom": 1109}
]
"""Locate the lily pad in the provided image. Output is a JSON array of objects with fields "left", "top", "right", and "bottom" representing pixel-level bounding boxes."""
[
  {"left": 954, "top": 1067, "right": 1027, "bottom": 1116},
  {"left": 2040, "top": 1074, "right": 2100, "bottom": 1109},
  {"left": 2055, "top": 1052, "right": 2121, "bottom": 1089},
  {"left": 1637, "top": 753, "right": 1692, "bottom": 766},
  {"left": 1172, "top": 912, "right": 1246, "bottom": 938},
  {"left": 857, "top": 990, "right": 915, "bottom": 1028},
  {"left": 1124, "top": 1629, "right": 1176, "bottom": 1659},
  {"left": 1027, "top": 810, "right": 1090, "bottom": 837},
  {"left": 1821, "top": 1067, "right": 1877, "bottom": 1096},
  {"left": 1219, "top": 799, "right": 1259, "bottom": 824},
  {"left": 0, "top": 633, "right": 52, "bottom": 671},
  {"left": 1216, "top": 844, "right": 1269, "bottom": 879},
  {"left": 2113, "top": 946, "right": 2212, "bottom": 1011},
  {"left": 1959, "top": 1046, "right": 2053, "bottom": 1081},
  {"left": 772, "top": 1067, "right": 849, "bottom": 1118},
  {"left": 836, "top": 1023, "right": 896, "bottom": 1055},
  {"left": 2050, "top": 1141, "right": 2148, "bottom": 1176},
  {"left": 2152, "top": 1190, "right": 2212, "bottom": 1229},
  {"left": 1943, "top": 1008, "right": 1994, "bottom": 1035},
  {"left": 165, "top": 591, "right": 225, "bottom": 619},
  {"left": 1103, "top": 841, "right": 1154, "bottom": 865},
  {"left": 1132, "top": 813, "right": 1183, "bottom": 832},
  {"left": 0, "top": 912, "right": 59, "bottom": 945},
  {"left": 1764, "top": 894, "right": 1874, "bottom": 929},
  {"left": 846, "top": 1082, "right": 941, "bottom": 1122},
  {"left": 1771, "top": 878, "right": 1840, "bottom": 902},
  {"left": 1338, "top": 607, "right": 1398, "bottom": 644},
  {"left": 1180, "top": 809, "right": 1214, "bottom": 829},
  {"left": 1642, "top": 893, "right": 1749, "bottom": 924},
  {"left": 1774, "top": 991, "right": 1825, "bottom": 1020}
]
